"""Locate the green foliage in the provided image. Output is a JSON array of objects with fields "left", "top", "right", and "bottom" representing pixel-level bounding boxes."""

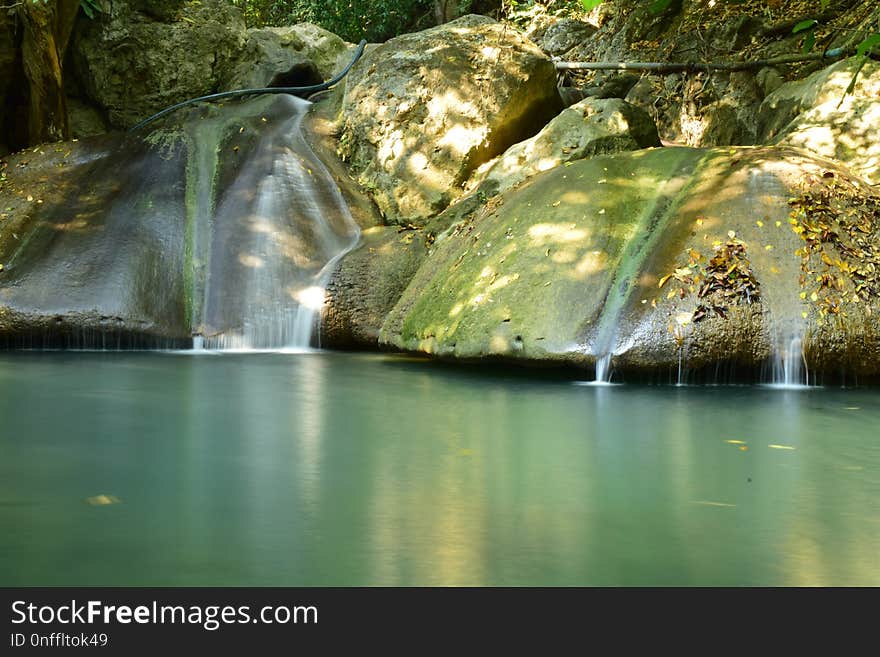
[
  {"left": 79, "top": 0, "right": 104, "bottom": 19},
  {"left": 230, "top": 0, "right": 438, "bottom": 42},
  {"left": 648, "top": 0, "right": 674, "bottom": 14}
]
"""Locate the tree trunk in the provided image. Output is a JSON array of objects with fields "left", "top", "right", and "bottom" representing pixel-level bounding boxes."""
[
  {"left": 18, "top": 1, "right": 79, "bottom": 145},
  {"left": 1, "top": 1, "right": 80, "bottom": 150},
  {"left": 434, "top": 0, "right": 458, "bottom": 25}
]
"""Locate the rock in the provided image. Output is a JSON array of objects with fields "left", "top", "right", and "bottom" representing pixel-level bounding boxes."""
[
  {"left": 130, "top": 0, "right": 186, "bottom": 22},
  {"left": 322, "top": 227, "right": 428, "bottom": 348},
  {"left": 71, "top": 0, "right": 247, "bottom": 128},
  {"left": 756, "top": 67, "right": 784, "bottom": 98},
  {"left": 466, "top": 97, "right": 660, "bottom": 199},
  {"left": 272, "top": 23, "right": 356, "bottom": 82},
  {"left": 380, "top": 146, "right": 880, "bottom": 380},
  {"left": 67, "top": 98, "right": 110, "bottom": 138},
  {"left": 339, "top": 14, "right": 562, "bottom": 226},
  {"left": 757, "top": 58, "right": 880, "bottom": 143},
  {"left": 221, "top": 29, "right": 322, "bottom": 90},
  {"left": 758, "top": 59, "right": 880, "bottom": 185},
  {"left": 700, "top": 99, "right": 745, "bottom": 146},
  {"left": 776, "top": 97, "right": 880, "bottom": 185},
  {"left": 585, "top": 73, "right": 641, "bottom": 100},
  {"left": 540, "top": 18, "right": 597, "bottom": 56},
  {"left": 220, "top": 23, "right": 354, "bottom": 90}
]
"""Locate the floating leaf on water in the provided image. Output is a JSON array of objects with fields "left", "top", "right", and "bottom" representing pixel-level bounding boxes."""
[
  {"left": 728, "top": 230, "right": 736, "bottom": 238},
  {"left": 725, "top": 440, "right": 746, "bottom": 445},
  {"left": 756, "top": 220, "right": 764, "bottom": 227},
  {"left": 768, "top": 444, "right": 796, "bottom": 450},
  {"left": 86, "top": 494, "right": 121, "bottom": 506}
]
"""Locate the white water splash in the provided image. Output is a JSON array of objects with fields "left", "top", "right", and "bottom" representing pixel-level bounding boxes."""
[{"left": 768, "top": 334, "right": 810, "bottom": 389}]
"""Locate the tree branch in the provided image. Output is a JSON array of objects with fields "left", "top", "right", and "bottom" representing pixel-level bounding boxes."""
[{"left": 553, "top": 48, "right": 853, "bottom": 73}]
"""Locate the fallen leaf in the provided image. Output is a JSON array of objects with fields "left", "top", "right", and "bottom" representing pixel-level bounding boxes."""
[{"left": 86, "top": 494, "right": 121, "bottom": 506}]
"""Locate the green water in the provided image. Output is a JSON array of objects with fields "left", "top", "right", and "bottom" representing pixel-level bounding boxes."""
[{"left": 0, "top": 352, "right": 877, "bottom": 586}]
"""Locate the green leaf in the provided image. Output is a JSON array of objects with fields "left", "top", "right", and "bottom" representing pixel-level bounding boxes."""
[
  {"left": 803, "top": 30, "right": 816, "bottom": 54},
  {"left": 856, "top": 34, "right": 880, "bottom": 57},
  {"left": 649, "top": 0, "right": 674, "bottom": 15},
  {"left": 580, "top": 0, "right": 604, "bottom": 10},
  {"left": 792, "top": 19, "right": 818, "bottom": 34}
]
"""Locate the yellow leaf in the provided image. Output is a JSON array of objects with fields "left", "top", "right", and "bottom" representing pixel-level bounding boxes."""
[
  {"left": 756, "top": 220, "right": 764, "bottom": 227},
  {"left": 658, "top": 274, "right": 672, "bottom": 288},
  {"left": 86, "top": 494, "right": 121, "bottom": 506},
  {"left": 666, "top": 290, "right": 676, "bottom": 299},
  {"left": 765, "top": 244, "right": 774, "bottom": 250},
  {"left": 725, "top": 440, "right": 746, "bottom": 445},
  {"left": 728, "top": 230, "right": 736, "bottom": 238},
  {"left": 768, "top": 444, "right": 795, "bottom": 450}
]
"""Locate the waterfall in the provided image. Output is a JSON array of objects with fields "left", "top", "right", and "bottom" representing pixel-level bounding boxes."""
[
  {"left": 770, "top": 334, "right": 810, "bottom": 388},
  {"left": 192, "top": 96, "right": 360, "bottom": 351},
  {"left": 594, "top": 353, "right": 613, "bottom": 383}
]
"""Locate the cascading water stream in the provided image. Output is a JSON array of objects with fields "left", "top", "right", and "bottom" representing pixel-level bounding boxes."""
[
  {"left": 770, "top": 334, "right": 810, "bottom": 388},
  {"left": 191, "top": 96, "right": 360, "bottom": 351}
]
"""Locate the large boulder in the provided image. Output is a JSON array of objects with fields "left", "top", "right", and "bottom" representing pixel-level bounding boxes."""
[
  {"left": 322, "top": 227, "right": 428, "bottom": 348},
  {"left": 540, "top": 18, "right": 597, "bottom": 57},
  {"left": 757, "top": 58, "right": 880, "bottom": 143},
  {"left": 220, "top": 23, "right": 354, "bottom": 90},
  {"left": 71, "top": 0, "right": 248, "bottom": 128},
  {"left": 380, "top": 146, "right": 880, "bottom": 381},
  {"left": 339, "top": 14, "right": 562, "bottom": 226},
  {"left": 466, "top": 97, "right": 660, "bottom": 198},
  {"left": 758, "top": 59, "right": 880, "bottom": 185}
]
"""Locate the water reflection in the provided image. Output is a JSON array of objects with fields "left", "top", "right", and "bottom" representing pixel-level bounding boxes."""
[{"left": 0, "top": 353, "right": 877, "bottom": 585}]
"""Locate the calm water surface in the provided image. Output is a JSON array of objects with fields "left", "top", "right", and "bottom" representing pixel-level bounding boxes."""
[{"left": 0, "top": 352, "right": 877, "bottom": 586}]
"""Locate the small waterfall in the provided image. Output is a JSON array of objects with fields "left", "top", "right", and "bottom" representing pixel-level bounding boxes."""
[
  {"left": 595, "top": 353, "right": 613, "bottom": 383},
  {"left": 770, "top": 334, "right": 810, "bottom": 388},
  {"left": 193, "top": 95, "right": 360, "bottom": 351}
]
